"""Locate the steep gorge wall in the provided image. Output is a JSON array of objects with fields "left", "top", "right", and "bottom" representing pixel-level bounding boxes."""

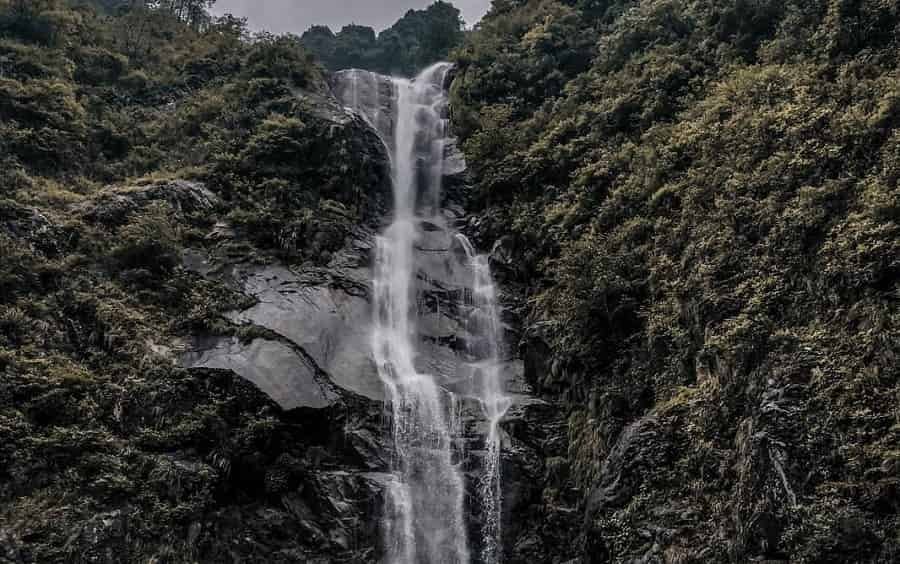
[
  {"left": 451, "top": 0, "right": 900, "bottom": 562},
  {"left": 3, "top": 0, "right": 898, "bottom": 562},
  {"left": 0, "top": 105, "right": 393, "bottom": 563},
  {"left": 0, "top": 43, "right": 572, "bottom": 561}
]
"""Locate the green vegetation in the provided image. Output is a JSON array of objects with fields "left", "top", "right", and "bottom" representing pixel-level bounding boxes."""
[
  {"left": 2, "top": 0, "right": 898, "bottom": 560},
  {"left": 0, "top": 0, "right": 387, "bottom": 258},
  {"left": 300, "top": 1, "right": 465, "bottom": 76},
  {"left": 0, "top": 1, "right": 388, "bottom": 561},
  {"left": 453, "top": 0, "right": 899, "bottom": 560}
]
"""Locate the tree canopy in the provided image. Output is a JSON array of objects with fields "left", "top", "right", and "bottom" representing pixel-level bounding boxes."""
[
  {"left": 451, "top": 0, "right": 899, "bottom": 560},
  {"left": 300, "top": 1, "right": 465, "bottom": 76}
]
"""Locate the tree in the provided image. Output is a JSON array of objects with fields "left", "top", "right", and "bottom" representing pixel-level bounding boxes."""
[
  {"left": 299, "top": 1, "right": 465, "bottom": 76},
  {"left": 152, "top": 0, "right": 215, "bottom": 30},
  {"left": 1, "top": 0, "right": 61, "bottom": 43}
]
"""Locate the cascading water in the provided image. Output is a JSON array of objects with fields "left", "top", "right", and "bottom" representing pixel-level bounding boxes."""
[
  {"left": 335, "top": 63, "right": 510, "bottom": 564},
  {"left": 456, "top": 234, "right": 512, "bottom": 564},
  {"left": 370, "top": 62, "right": 469, "bottom": 564}
]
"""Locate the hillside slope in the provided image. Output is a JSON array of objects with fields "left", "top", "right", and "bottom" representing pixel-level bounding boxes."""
[
  {"left": 300, "top": 0, "right": 465, "bottom": 76},
  {"left": 2, "top": 0, "right": 899, "bottom": 562},
  {"left": 1, "top": 2, "right": 395, "bottom": 561},
  {"left": 451, "top": 0, "right": 899, "bottom": 561}
]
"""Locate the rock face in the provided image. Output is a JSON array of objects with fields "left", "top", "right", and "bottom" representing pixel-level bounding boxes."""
[
  {"left": 76, "top": 180, "right": 219, "bottom": 226},
  {"left": 0, "top": 200, "right": 75, "bottom": 257},
  {"left": 182, "top": 337, "right": 338, "bottom": 410},
  {"left": 0, "top": 68, "right": 579, "bottom": 562},
  {"left": 181, "top": 196, "right": 560, "bottom": 560},
  {"left": 171, "top": 74, "right": 574, "bottom": 562},
  {"left": 177, "top": 227, "right": 401, "bottom": 560},
  {"left": 330, "top": 69, "right": 396, "bottom": 143},
  {"left": 183, "top": 236, "right": 386, "bottom": 403}
]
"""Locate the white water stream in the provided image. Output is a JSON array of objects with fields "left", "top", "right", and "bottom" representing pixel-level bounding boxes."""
[
  {"left": 456, "top": 234, "right": 512, "bottom": 564},
  {"left": 336, "top": 63, "right": 510, "bottom": 564}
]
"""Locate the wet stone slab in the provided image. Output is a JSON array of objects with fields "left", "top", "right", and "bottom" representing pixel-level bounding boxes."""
[
  {"left": 226, "top": 265, "right": 383, "bottom": 401},
  {"left": 181, "top": 337, "right": 338, "bottom": 410},
  {"left": 181, "top": 230, "right": 386, "bottom": 403}
]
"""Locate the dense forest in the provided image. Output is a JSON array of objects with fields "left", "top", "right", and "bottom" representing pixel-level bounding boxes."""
[
  {"left": 451, "top": 0, "right": 899, "bottom": 561},
  {"left": 0, "top": 0, "right": 898, "bottom": 562},
  {"left": 0, "top": 0, "right": 388, "bottom": 256},
  {"left": 300, "top": 1, "right": 465, "bottom": 76},
  {"left": 0, "top": 0, "right": 392, "bottom": 560}
]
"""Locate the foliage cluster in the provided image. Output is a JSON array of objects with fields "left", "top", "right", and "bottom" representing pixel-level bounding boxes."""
[
  {"left": 0, "top": 0, "right": 388, "bottom": 259},
  {"left": 453, "top": 0, "right": 899, "bottom": 560},
  {"left": 300, "top": 1, "right": 465, "bottom": 76},
  {"left": 0, "top": 1, "right": 390, "bottom": 561}
]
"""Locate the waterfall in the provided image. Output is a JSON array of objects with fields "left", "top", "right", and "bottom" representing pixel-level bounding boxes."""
[
  {"left": 334, "top": 63, "right": 509, "bottom": 564},
  {"left": 456, "top": 234, "right": 512, "bottom": 564}
]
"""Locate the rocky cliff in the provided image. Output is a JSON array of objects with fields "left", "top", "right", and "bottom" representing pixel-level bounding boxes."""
[
  {"left": 3, "top": 1, "right": 898, "bottom": 562},
  {"left": 0, "top": 108, "right": 392, "bottom": 562},
  {"left": 450, "top": 0, "right": 900, "bottom": 562},
  {"left": 0, "top": 67, "right": 575, "bottom": 562}
]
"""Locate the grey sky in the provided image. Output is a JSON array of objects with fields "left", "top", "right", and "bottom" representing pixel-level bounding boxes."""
[{"left": 209, "top": 0, "right": 492, "bottom": 34}]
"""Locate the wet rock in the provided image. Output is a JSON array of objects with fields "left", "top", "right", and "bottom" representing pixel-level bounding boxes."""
[
  {"left": 0, "top": 200, "right": 75, "bottom": 256},
  {"left": 521, "top": 322, "right": 558, "bottom": 396},
  {"left": 443, "top": 138, "right": 468, "bottom": 178},
  {"left": 585, "top": 417, "right": 669, "bottom": 517},
  {"left": 182, "top": 221, "right": 385, "bottom": 402},
  {"left": 580, "top": 416, "right": 680, "bottom": 563},
  {"left": 499, "top": 397, "right": 581, "bottom": 564},
  {"left": 489, "top": 235, "right": 516, "bottom": 274},
  {"left": 343, "top": 426, "right": 390, "bottom": 470},
  {"left": 76, "top": 180, "right": 219, "bottom": 226},
  {"left": 284, "top": 470, "right": 390, "bottom": 556},
  {"left": 201, "top": 468, "right": 387, "bottom": 564},
  {"left": 330, "top": 69, "right": 396, "bottom": 142},
  {"left": 504, "top": 397, "right": 570, "bottom": 458},
  {"left": 293, "top": 86, "right": 365, "bottom": 126},
  {"left": 225, "top": 263, "right": 383, "bottom": 401},
  {"left": 181, "top": 337, "right": 338, "bottom": 410}
]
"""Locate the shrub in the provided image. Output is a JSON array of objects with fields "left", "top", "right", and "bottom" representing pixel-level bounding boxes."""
[
  {"left": 0, "top": 157, "right": 33, "bottom": 197},
  {"left": 0, "top": 305, "right": 27, "bottom": 345},
  {"left": 244, "top": 34, "right": 317, "bottom": 87},
  {"left": 0, "top": 235, "right": 40, "bottom": 303},
  {"left": 0, "top": 78, "right": 87, "bottom": 172},
  {"left": 111, "top": 202, "right": 180, "bottom": 275},
  {"left": 240, "top": 114, "right": 311, "bottom": 177},
  {"left": 119, "top": 69, "right": 148, "bottom": 91},
  {"left": 73, "top": 46, "right": 128, "bottom": 85}
]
